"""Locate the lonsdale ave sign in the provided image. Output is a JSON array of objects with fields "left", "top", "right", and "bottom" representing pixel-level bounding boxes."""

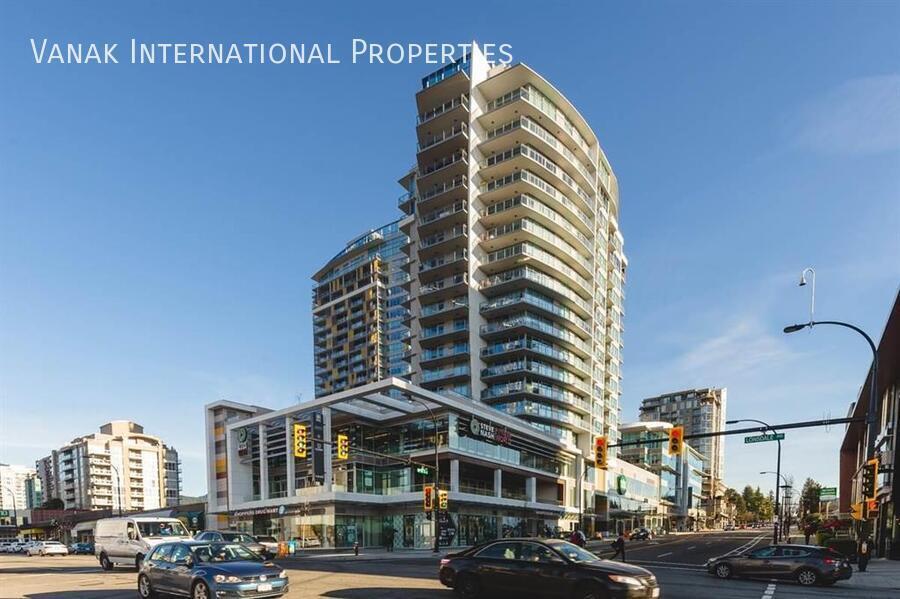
[{"left": 744, "top": 433, "right": 785, "bottom": 444}]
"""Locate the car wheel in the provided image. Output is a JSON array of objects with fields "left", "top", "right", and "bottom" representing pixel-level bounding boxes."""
[
  {"left": 100, "top": 553, "right": 113, "bottom": 571},
  {"left": 714, "top": 563, "right": 732, "bottom": 579},
  {"left": 454, "top": 574, "right": 480, "bottom": 599},
  {"left": 573, "top": 582, "right": 606, "bottom": 599},
  {"left": 796, "top": 568, "right": 818, "bottom": 586},
  {"left": 138, "top": 574, "right": 157, "bottom": 598},
  {"left": 192, "top": 580, "right": 211, "bottom": 599}
]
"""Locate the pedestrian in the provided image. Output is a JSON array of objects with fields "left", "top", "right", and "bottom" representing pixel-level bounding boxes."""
[
  {"left": 569, "top": 529, "right": 586, "bottom": 547},
  {"left": 857, "top": 535, "right": 871, "bottom": 572},
  {"left": 384, "top": 527, "right": 395, "bottom": 552},
  {"left": 611, "top": 532, "right": 626, "bottom": 562},
  {"left": 803, "top": 523, "right": 815, "bottom": 545}
]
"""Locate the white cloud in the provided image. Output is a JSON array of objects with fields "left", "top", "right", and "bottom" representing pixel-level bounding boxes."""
[{"left": 788, "top": 74, "right": 900, "bottom": 155}]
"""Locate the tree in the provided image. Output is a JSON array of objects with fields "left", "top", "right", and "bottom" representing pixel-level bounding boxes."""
[{"left": 799, "top": 478, "right": 822, "bottom": 520}]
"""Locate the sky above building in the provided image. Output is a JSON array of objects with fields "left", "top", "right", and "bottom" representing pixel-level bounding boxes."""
[{"left": 1, "top": 1, "right": 898, "bottom": 497}]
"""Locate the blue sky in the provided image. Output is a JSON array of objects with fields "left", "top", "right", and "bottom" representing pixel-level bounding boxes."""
[{"left": 1, "top": 1, "right": 898, "bottom": 498}]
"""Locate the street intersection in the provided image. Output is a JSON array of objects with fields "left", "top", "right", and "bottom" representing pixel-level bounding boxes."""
[{"left": 1, "top": 530, "right": 895, "bottom": 599}]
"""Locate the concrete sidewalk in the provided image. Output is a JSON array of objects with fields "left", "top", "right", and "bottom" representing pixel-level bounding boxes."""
[{"left": 842, "top": 558, "right": 900, "bottom": 592}]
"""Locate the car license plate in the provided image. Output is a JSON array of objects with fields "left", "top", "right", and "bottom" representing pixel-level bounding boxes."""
[
  {"left": 651, "top": 589, "right": 660, "bottom": 598},
  {"left": 257, "top": 583, "right": 273, "bottom": 592}
]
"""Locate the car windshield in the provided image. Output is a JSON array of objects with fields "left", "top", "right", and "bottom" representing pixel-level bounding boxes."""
[
  {"left": 192, "top": 543, "right": 261, "bottom": 563},
  {"left": 138, "top": 521, "right": 189, "bottom": 538},
  {"left": 546, "top": 540, "right": 599, "bottom": 563}
]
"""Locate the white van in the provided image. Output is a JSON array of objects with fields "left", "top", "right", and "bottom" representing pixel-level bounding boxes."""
[{"left": 94, "top": 517, "right": 192, "bottom": 570}]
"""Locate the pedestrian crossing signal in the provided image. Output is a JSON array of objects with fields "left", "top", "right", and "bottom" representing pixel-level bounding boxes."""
[
  {"left": 336, "top": 434, "right": 350, "bottom": 460},
  {"left": 668, "top": 426, "right": 684, "bottom": 456},
  {"left": 595, "top": 436, "right": 608, "bottom": 470},
  {"left": 423, "top": 485, "right": 435, "bottom": 512},
  {"left": 293, "top": 423, "right": 308, "bottom": 459},
  {"left": 438, "top": 489, "right": 448, "bottom": 510}
]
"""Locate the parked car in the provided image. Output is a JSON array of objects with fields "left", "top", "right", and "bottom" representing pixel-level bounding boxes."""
[
  {"left": 707, "top": 544, "right": 852, "bottom": 586},
  {"left": 95, "top": 517, "right": 193, "bottom": 571},
  {"left": 27, "top": 540, "right": 69, "bottom": 557},
  {"left": 256, "top": 535, "right": 280, "bottom": 556},
  {"left": 194, "top": 531, "right": 272, "bottom": 559},
  {"left": 723, "top": 525, "right": 735, "bottom": 531},
  {"left": 439, "top": 538, "right": 659, "bottom": 599},
  {"left": 629, "top": 528, "right": 652, "bottom": 541},
  {"left": 137, "top": 541, "right": 288, "bottom": 599},
  {"left": 69, "top": 542, "right": 94, "bottom": 555},
  {"left": 18, "top": 541, "right": 37, "bottom": 554},
  {"left": 0, "top": 541, "right": 14, "bottom": 553}
]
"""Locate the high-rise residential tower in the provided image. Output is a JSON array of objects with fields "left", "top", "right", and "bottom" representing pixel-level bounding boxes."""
[
  {"left": 400, "top": 45, "right": 626, "bottom": 459},
  {"left": 312, "top": 219, "right": 411, "bottom": 397},
  {"left": 37, "top": 421, "right": 182, "bottom": 512},
  {"left": 639, "top": 387, "right": 727, "bottom": 526}
]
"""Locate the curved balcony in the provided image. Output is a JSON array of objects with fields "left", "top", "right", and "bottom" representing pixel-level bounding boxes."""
[
  {"left": 482, "top": 379, "right": 591, "bottom": 415},
  {"left": 480, "top": 312, "right": 590, "bottom": 357},
  {"left": 479, "top": 170, "right": 592, "bottom": 237},
  {"left": 482, "top": 242, "right": 592, "bottom": 300},
  {"left": 480, "top": 266, "right": 590, "bottom": 318},
  {"left": 493, "top": 400, "right": 589, "bottom": 432},
  {"left": 481, "top": 193, "right": 591, "bottom": 255},
  {"left": 480, "top": 289, "right": 589, "bottom": 336},
  {"left": 480, "top": 218, "right": 591, "bottom": 278},
  {"left": 480, "top": 335, "right": 590, "bottom": 377},
  {"left": 480, "top": 358, "right": 590, "bottom": 394}
]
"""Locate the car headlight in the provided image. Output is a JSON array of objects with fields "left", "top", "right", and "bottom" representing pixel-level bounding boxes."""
[
  {"left": 213, "top": 575, "right": 242, "bottom": 583},
  {"left": 608, "top": 575, "right": 643, "bottom": 586},
  {"left": 278, "top": 570, "right": 288, "bottom": 578}
]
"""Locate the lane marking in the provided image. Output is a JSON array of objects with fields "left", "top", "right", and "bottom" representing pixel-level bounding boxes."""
[
  {"left": 761, "top": 582, "right": 776, "bottom": 599},
  {"left": 657, "top": 552, "right": 673, "bottom": 557},
  {"left": 687, "top": 545, "right": 696, "bottom": 550}
]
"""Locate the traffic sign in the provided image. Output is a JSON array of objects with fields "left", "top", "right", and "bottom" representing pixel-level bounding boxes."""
[
  {"left": 744, "top": 433, "right": 785, "bottom": 444},
  {"left": 416, "top": 466, "right": 431, "bottom": 475},
  {"left": 818, "top": 487, "right": 837, "bottom": 499}
]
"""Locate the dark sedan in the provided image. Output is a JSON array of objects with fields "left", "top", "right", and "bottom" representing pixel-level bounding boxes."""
[
  {"left": 439, "top": 538, "right": 659, "bottom": 599},
  {"left": 138, "top": 541, "right": 288, "bottom": 599},
  {"left": 69, "top": 542, "right": 94, "bottom": 555},
  {"left": 707, "top": 544, "right": 852, "bottom": 586}
]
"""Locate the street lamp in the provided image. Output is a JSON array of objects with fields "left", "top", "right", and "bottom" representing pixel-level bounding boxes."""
[
  {"left": 728, "top": 418, "right": 781, "bottom": 544},
  {"left": 109, "top": 464, "right": 124, "bottom": 516}
]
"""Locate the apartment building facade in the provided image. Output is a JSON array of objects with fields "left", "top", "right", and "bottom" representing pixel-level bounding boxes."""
[
  {"left": 399, "top": 45, "right": 626, "bottom": 471},
  {"left": 37, "top": 421, "right": 182, "bottom": 513},
  {"left": 0, "top": 464, "right": 36, "bottom": 524},
  {"left": 312, "top": 219, "right": 412, "bottom": 397},
  {"left": 619, "top": 421, "right": 708, "bottom": 531},
  {"left": 639, "top": 388, "right": 727, "bottom": 527}
]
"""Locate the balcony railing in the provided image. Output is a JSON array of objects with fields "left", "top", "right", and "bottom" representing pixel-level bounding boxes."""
[
  {"left": 418, "top": 94, "right": 468, "bottom": 124},
  {"left": 480, "top": 266, "right": 589, "bottom": 315}
]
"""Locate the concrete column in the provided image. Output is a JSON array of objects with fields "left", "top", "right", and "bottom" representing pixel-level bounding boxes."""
[
  {"left": 575, "top": 458, "right": 584, "bottom": 511},
  {"left": 450, "top": 459, "right": 460, "bottom": 493},
  {"left": 258, "top": 423, "right": 269, "bottom": 501},
  {"left": 285, "top": 416, "right": 296, "bottom": 498},
  {"left": 494, "top": 469, "right": 502, "bottom": 498},
  {"left": 526, "top": 477, "right": 536, "bottom": 503},
  {"left": 322, "top": 408, "right": 333, "bottom": 492}
]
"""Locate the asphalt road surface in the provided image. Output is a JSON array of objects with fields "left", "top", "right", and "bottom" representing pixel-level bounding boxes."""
[{"left": 0, "top": 531, "right": 878, "bottom": 599}]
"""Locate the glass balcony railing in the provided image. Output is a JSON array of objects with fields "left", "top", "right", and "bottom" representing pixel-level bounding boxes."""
[
  {"left": 421, "top": 320, "right": 468, "bottom": 340},
  {"left": 482, "top": 379, "right": 590, "bottom": 412},
  {"left": 422, "top": 364, "right": 471, "bottom": 382},
  {"left": 480, "top": 266, "right": 589, "bottom": 314},
  {"left": 418, "top": 123, "right": 468, "bottom": 151},
  {"left": 418, "top": 94, "right": 469, "bottom": 124},
  {"left": 420, "top": 249, "right": 467, "bottom": 273},
  {"left": 420, "top": 273, "right": 467, "bottom": 296},
  {"left": 483, "top": 219, "right": 590, "bottom": 273},
  {"left": 480, "top": 312, "right": 590, "bottom": 354},
  {"left": 481, "top": 336, "right": 588, "bottom": 373},
  {"left": 483, "top": 193, "right": 592, "bottom": 251},
  {"left": 420, "top": 200, "right": 467, "bottom": 226},
  {"left": 481, "top": 170, "right": 592, "bottom": 230},
  {"left": 480, "top": 289, "right": 589, "bottom": 333},
  {"left": 419, "top": 175, "right": 467, "bottom": 203},
  {"left": 486, "top": 243, "right": 591, "bottom": 294}
]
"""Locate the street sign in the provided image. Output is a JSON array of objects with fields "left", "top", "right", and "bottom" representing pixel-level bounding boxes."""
[
  {"left": 819, "top": 487, "right": 837, "bottom": 499},
  {"left": 416, "top": 466, "right": 431, "bottom": 475},
  {"left": 0, "top": 510, "right": 8, "bottom": 517},
  {"left": 744, "top": 433, "right": 785, "bottom": 444}
]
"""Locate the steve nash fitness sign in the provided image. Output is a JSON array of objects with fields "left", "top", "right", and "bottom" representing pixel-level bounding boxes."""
[{"left": 461, "top": 416, "right": 511, "bottom": 446}]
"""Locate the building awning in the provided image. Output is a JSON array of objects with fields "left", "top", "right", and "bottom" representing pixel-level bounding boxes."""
[{"left": 73, "top": 522, "right": 95, "bottom": 533}]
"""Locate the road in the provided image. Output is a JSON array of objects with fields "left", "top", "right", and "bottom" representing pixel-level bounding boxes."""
[{"left": 0, "top": 531, "right": 881, "bottom": 599}]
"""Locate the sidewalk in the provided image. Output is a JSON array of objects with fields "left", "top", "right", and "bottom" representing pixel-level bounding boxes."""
[
  {"left": 281, "top": 547, "right": 451, "bottom": 562},
  {"left": 842, "top": 558, "right": 900, "bottom": 592}
]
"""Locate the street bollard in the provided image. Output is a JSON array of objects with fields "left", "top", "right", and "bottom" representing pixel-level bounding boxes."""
[{"left": 353, "top": 542, "right": 359, "bottom": 556}]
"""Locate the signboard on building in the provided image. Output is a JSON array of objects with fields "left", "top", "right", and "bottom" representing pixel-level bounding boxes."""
[
  {"left": 237, "top": 428, "right": 250, "bottom": 457},
  {"left": 460, "top": 416, "right": 511, "bottom": 446},
  {"left": 312, "top": 413, "right": 325, "bottom": 485}
]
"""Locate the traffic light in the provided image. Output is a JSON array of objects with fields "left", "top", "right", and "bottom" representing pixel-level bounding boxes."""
[
  {"left": 293, "top": 423, "right": 308, "bottom": 458},
  {"left": 438, "top": 489, "right": 449, "bottom": 510},
  {"left": 423, "top": 485, "right": 435, "bottom": 512},
  {"left": 861, "top": 458, "right": 879, "bottom": 500},
  {"left": 850, "top": 502, "right": 864, "bottom": 521},
  {"left": 595, "top": 436, "right": 608, "bottom": 470},
  {"left": 667, "top": 426, "right": 684, "bottom": 456},
  {"left": 336, "top": 434, "right": 349, "bottom": 460}
]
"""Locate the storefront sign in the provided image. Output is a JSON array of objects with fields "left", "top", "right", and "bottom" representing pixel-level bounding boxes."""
[
  {"left": 462, "top": 416, "right": 511, "bottom": 446},
  {"left": 232, "top": 503, "right": 325, "bottom": 519},
  {"left": 616, "top": 474, "right": 627, "bottom": 495}
]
